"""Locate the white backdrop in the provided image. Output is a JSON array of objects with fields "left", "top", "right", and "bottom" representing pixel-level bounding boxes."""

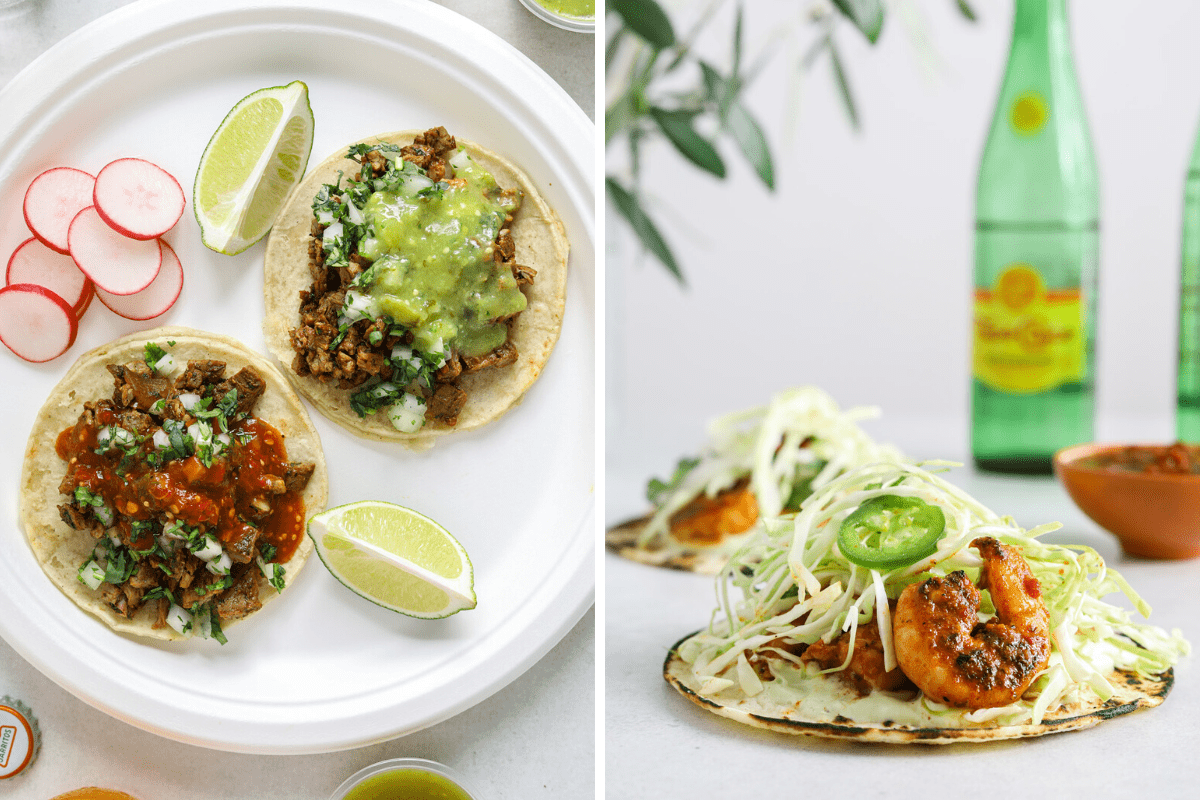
[{"left": 606, "top": 0, "right": 1200, "bottom": 506}]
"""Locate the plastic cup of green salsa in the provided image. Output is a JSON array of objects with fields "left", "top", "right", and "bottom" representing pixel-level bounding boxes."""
[
  {"left": 330, "top": 758, "right": 483, "bottom": 800},
  {"left": 515, "top": 0, "right": 595, "bottom": 33}
]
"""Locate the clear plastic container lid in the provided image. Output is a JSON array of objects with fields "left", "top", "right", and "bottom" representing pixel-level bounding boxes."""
[
  {"left": 515, "top": 0, "right": 595, "bottom": 34},
  {"left": 330, "top": 758, "right": 483, "bottom": 800}
]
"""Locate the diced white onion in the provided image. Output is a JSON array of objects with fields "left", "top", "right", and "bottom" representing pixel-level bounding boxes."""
[
  {"left": 387, "top": 393, "right": 427, "bottom": 433},
  {"left": 216, "top": 433, "right": 230, "bottom": 447},
  {"left": 316, "top": 209, "right": 335, "bottom": 225},
  {"left": 79, "top": 561, "right": 104, "bottom": 591},
  {"left": 345, "top": 200, "right": 364, "bottom": 225},
  {"left": 449, "top": 148, "right": 471, "bottom": 171},
  {"left": 154, "top": 353, "right": 179, "bottom": 376},
  {"left": 150, "top": 399, "right": 167, "bottom": 415},
  {"left": 152, "top": 429, "right": 170, "bottom": 449},
  {"left": 322, "top": 221, "right": 344, "bottom": 248},
  {"left": 206, "top": 552, "right": 232, "bottom": 575},
  {"left": 256, "top": 555, "right": 272, "bottom": 581},
  {"left": 178, "top": 392, "right": 201, "bottom": 410},
  {"left": 154, "top": 534, "right": 178, "bottom": 555},
  {"left": 166, "top": 604, "right": 192, "bottom": 635},
  {"left": 192, "top": 536, "right": 223, "bottom": 562},
  {"left": 193, "top": 609, "right": 212, "bottom": 640}
]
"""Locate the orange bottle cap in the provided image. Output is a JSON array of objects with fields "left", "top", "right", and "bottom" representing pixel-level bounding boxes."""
[{"left": 0, "top": 696, "right": 40, "bottom": 779}]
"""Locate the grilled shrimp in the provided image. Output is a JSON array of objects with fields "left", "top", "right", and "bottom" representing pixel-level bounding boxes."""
[
  {"left": 668, "top": 479, "right": 758, "bottom": 544},
  {"left": 893, "top": 536, "right": 1051, "bottom": 708}
]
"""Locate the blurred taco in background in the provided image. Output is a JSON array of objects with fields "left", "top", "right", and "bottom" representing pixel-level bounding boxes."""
[{"left": 607, "top": 386, "right": 904, "bottom": 574}]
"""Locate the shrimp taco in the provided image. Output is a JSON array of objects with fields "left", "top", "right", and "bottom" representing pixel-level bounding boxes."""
[
  {"left": 19, "top": 327, "right": 328, "bottom": 643},
  {"left": 665, "top": 462, "right": 1188, "bottom": 742},
  {"left": 608, "top": 386, "right": 904, "bottom": 574},
  {"left": 263, "top": 126, "right": 569, "bottom": 449}
]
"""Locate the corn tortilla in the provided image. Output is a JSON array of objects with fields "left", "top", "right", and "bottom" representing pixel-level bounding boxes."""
[{"left": 19, "top": 327, "right": 328, "bottom": 640}]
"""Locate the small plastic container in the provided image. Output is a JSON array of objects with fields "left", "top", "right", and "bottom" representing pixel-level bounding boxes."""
[
  {"left": 330, "top": 758, "right": 482, "bottom": 800},
  {"left": 515, "top": 0, "right": 595, "bottom": 34}
]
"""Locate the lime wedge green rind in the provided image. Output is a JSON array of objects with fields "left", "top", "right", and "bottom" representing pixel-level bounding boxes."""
[
  {"left": 193, "top": 80, "right": 314, "bottom": 255},
  {"left": 307, "top": 500, "right": 476, "bottom": 620}
]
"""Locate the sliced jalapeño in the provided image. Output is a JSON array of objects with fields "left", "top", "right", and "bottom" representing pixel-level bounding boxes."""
[{"left": 837, "top": 494, "right": 945, "bottom": 570}]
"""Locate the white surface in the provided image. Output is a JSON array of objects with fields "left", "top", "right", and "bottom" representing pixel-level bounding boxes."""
[
  {"left": 0, "top": 0, "right": 595, "bottom": 792},
  {"left": 607, "top": 0, "right": 1200, "bottom": 473},
  {"left": 606, "top": 441, "right": 1198, "bottom": 797}
]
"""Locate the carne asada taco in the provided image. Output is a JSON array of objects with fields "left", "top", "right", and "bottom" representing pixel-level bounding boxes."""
[
  {"left": 263, "top": 127, "right": 569, "bottom": 449},
  {"left": 19, "top": 327, "right": 328, "bottom": 642},
  {"left": 664, "top": 462, "right": 1188, "bottom": 742},
  {"left": 608, "top": 386, "right": 904, "bottom": 573}
]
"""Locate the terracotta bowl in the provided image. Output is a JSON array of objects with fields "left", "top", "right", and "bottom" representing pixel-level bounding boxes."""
[{"left": 1054, "top": 442, "right": 1200, "bottom": 560}]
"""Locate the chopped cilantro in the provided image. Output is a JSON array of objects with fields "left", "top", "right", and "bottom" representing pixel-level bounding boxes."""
[
  {"left": 270, "top": 563, "right": 286, "bottom": 593},
  {"left": 143, "top": 341, "right": 169, "bottom": 370},
  {"left": 209, "top": 609, "right": 228, "bottom": 645},
  {"left": 349, "top": 380, "right": 402, "bottom": 418},
  {"left": 647, "top": 457, "right": 701, "bottom": 506},
  {"left": 259, "top": 542, "right": 278, "bottom": 562}
]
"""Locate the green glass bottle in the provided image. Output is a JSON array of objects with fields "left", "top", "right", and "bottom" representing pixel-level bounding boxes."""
[
  {"left": 971, "top": 0, "right": 1099, "bottom": 474},
  {"left": 1177, "top": 123, "right": 1200, "bottom": 442}
]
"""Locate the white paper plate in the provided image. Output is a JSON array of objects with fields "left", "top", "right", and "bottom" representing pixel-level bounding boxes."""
[{"left": 0, "top": 0, "right": 594, "bottom": 754}]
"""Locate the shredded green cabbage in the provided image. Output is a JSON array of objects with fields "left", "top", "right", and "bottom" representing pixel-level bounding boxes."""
[
  {"left": 640, "top": 386, "right": 903, "bottom": 550},
  {"left": 681, "top": 461, "right": 1190, "bottom": 726}
]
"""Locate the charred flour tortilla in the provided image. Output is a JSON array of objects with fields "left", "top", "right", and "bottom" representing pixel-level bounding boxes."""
[
  {"left": 666, "top": 461, "right": 1187, "bottom": 744},
  {"left": 664, "top": 632, "right": 1173, "bottom": 744},
  {"left": 19, "top": 327, "right": 328, "bottom": 641},
  {"left": 263, "top": 129, "right": 569, "bottom": 449},
  {"left": 606, "top": 515, "right": 737, "bottom": 574}
]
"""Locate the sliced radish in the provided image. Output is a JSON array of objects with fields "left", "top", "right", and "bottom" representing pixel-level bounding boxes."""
[
  {"left": 23, "top": 167, "right": 96, "bottom": 254},
  {"left": 95, "top": 239, "right": 184, "bottom": 320},
  {"left": 6, "top": 236, "right": 94, "bottom": 319},
  {"left": 0, "top": 284, "right": 78, "bottom": 362},
  {"left": 68, "top": 206, "right": 162, "bottom": 295},
  {"left": 93, "top": 158, "right": 185, "bottom": 240}
]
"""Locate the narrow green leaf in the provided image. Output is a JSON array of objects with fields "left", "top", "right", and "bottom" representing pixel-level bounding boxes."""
[
  {"left": 955, "top": 0, "right": 978, "bottom": 22},
  {"left": 832, "top": 0, "right": 885, "bottom": 44},
  {"left": 605, "top": 93, "right": 637, "bottom": 146},
  {"left": 610, "top": 0, "right": 677, "bottom": 50},
  {"left": 606, "top": 178, "right": 684, "bottom": 283},
  {"left": 605, "top": 26, "right": 628, "bottom": 72},
  {"left": 699, "top": 61, "right": 723, "bottom": 102},
  {"left": 728, "top": 102, "right": 775, "bottom": 190},
  {"left": 828, "top": 38, "right": 860, "bottom": 130},
  {"left": 649, "top": 107, "right": 727, "bottom": 178}
]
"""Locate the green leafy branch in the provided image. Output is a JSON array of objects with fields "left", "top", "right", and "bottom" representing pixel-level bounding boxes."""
[{"left": 606, "top": 0, "right": 975, "bottom": 283}]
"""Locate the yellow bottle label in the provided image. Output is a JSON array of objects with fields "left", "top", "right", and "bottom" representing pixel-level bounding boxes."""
[
  {"left": 1010, "top": 91, "right": 1048, "bottom": 135},
  {"left": 973, "top": 263, "right": 1084, "bottom": 393}
]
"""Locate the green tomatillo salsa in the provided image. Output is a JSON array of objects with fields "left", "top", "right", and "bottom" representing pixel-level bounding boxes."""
[
  {"left": 357, "top": 153, "right": 525, "bottom": 358},
  {"left": 536, "top": 0, "right": 594, "bottom": 19}
]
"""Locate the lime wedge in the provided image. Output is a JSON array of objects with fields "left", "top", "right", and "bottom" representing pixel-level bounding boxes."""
[
  {"left": 308, "top": 501, "right": 476, "bottom": 619},
  {"left": 193, "top": 80, "right": 314, "bottom": 255}
]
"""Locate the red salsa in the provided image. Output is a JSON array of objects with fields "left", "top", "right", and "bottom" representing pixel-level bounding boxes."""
[
  {"left": 54, "top": 343, "right": 316, "bottom": 641},
  {"left": 1075, "top": 443, "right": 1200, "bottom": 475}
]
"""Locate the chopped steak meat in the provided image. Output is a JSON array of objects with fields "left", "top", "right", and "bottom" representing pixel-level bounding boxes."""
[{"left": 54, "top": 345, "right": 317, "bottom": 638}]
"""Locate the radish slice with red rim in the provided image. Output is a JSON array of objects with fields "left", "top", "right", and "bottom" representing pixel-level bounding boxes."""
[
  {"left": 23, "top": 167, "right": 96, "bottom": 254},
  {"left": 6, "top": 236, "right": 94, "bottom": 318},
  {"left": 0, "top": 283, "right": 78, "bottom": 362},
  {"left": 68, "top": 206, "right": 162, "bottom": 295},
  {"left": 95, "top": 239, "right": 184, "bottom": 320},
  {"left": 93, "top": 158, "right": 186, "bottom": 240}
]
